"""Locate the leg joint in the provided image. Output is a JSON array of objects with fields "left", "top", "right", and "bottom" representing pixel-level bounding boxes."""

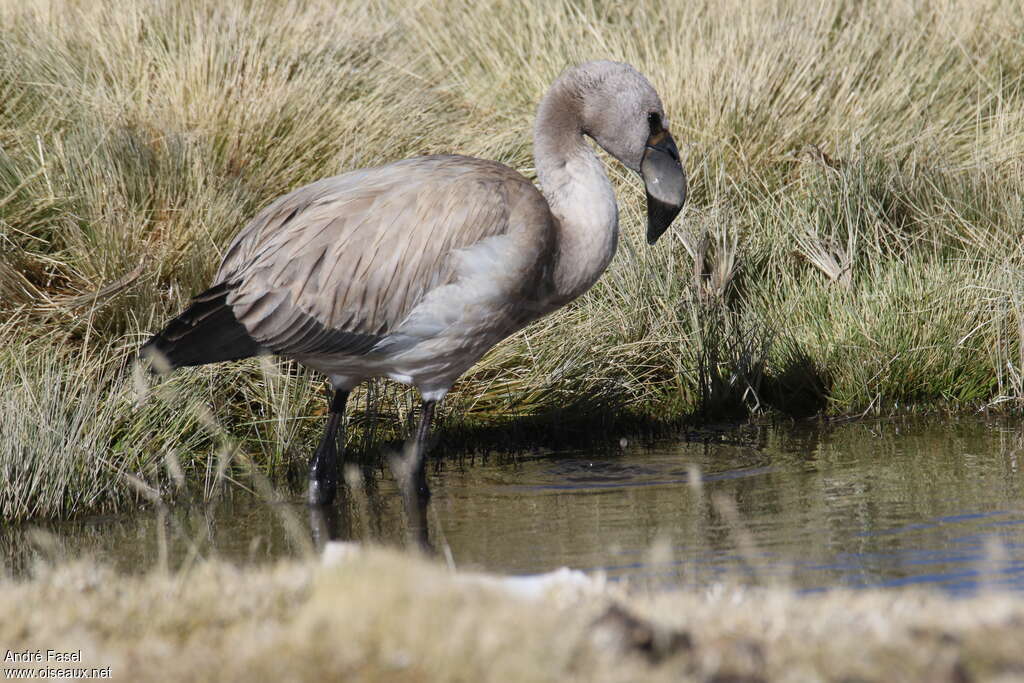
[{"left": 329, "top": 388, "right": 350, "bottom": 414}]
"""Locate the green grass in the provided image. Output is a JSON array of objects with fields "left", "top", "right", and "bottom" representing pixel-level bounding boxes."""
[{"left": 4, "top": 0, "right": 1024, "bottom": 520}]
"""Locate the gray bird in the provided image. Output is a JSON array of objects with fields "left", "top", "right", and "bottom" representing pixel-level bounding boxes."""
[{"left": 142, "top": 60, "right": 687, "bottom": 509}]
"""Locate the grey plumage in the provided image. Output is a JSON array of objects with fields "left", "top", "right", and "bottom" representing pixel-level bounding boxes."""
[
  {"left": 217, "top": 156, "right": 551, "bottom": 365},
  {"left": 142, "top": 60, "right": 687, "bottom": 512}
]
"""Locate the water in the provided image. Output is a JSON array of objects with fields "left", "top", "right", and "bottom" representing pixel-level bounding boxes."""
[{"left": 3, "top": 417, "right": 1024, "bottom": 595}]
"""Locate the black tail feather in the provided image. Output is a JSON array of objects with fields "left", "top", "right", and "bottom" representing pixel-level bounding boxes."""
[{"left": 141, "top": 283, "right": 263, "bottom": 371}]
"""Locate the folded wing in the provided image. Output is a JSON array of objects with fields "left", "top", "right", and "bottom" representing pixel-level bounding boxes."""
[{"left": 216, "top": 156, "right": 548, "bottom": 357}]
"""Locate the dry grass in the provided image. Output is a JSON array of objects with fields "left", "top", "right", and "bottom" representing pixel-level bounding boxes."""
[
  {"left": 4, "top": 0, "right": 1024, "bottom": 518},
  {"left": 1, "top": 547, "right": 1023, "bottom": 682}
]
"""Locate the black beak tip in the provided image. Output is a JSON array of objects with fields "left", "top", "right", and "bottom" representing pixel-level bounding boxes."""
[{"left": 646, "top": 192, "right": 684, "bottom": 245}]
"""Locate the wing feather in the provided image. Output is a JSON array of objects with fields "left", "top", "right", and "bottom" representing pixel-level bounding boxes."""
[{"left": 216, "top": 156, "right": 548, "bottom": 357}]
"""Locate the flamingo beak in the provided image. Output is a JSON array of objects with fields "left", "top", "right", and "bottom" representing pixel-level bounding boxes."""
[{"left": 641, "top": 130, "right": 687, "bottom": 245}]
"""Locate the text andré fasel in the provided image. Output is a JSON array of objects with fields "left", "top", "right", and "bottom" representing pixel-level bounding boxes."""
[{"left": 5, "top": 649, "right": 83, "bottom": 662}]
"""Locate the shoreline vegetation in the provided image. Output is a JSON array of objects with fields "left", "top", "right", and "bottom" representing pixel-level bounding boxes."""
[
  {"left": 1, "top": 546, "right": 1023, "bottom": 682},
  {"left": 3, "top": 0, "right": 1024, "bottom": 520}
]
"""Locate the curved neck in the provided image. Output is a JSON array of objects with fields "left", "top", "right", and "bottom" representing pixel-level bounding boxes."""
[{"left": 533, "top": 81, "right": 619, "bottom": 303}]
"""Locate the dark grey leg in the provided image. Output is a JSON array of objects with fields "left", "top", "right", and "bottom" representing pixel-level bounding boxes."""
[
  {"left": 410, "top": 400, "right": 435, "bottom": 501},
  {"left": 389, "top": 399, "right": 436, "bottom": 552},
  {"left": 308, "top": 388, "right": 349, "bottom": 506}
]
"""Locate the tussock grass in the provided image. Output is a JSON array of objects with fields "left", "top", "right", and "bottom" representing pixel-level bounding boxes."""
[
  {"left": 2, "top": 548, "right": 1024, "bottom": 681},
  {"left": 3, "top": 0, "right": 1024, "bottom": 519}
]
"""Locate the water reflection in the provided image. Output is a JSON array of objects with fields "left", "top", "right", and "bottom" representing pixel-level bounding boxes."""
[{"left": 2, "top": 417, "right": 1023, "bottom": 595}]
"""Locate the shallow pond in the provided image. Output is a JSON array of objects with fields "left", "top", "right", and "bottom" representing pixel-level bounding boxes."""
[{"left": 3, "top": 417, "right": 1024, "bottom": 595}]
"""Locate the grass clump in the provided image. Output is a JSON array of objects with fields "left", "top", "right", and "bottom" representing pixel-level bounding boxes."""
[
  {"left": 2, "top": 547, "right": 1024, "bottom": 681},
  {"left": 3, "top": 0, "right": 1024, "bottom": 519}
]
